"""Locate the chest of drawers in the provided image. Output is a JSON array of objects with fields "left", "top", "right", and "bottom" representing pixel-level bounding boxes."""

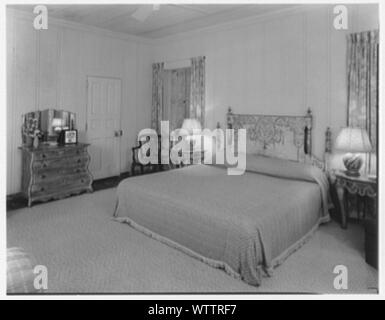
[{"left": 19, "top": 143, "right": 93, "bottom": 206}]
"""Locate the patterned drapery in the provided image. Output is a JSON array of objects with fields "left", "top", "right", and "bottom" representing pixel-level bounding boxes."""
[
  {"left": 190, "top": 56, "right": 205, "bottom": 126},
  {"left": 347, "top": 30, "right": 379, "bottom": 153},
  {"left": 151, "top": 62, "right": 164, "bottom": 132}
]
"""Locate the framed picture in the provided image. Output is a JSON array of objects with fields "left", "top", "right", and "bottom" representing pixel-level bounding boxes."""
[{"left": 58, "top": 129, "right": 78, "bottom": 145}]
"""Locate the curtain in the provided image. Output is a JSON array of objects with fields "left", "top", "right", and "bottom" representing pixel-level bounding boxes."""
[
  {"left": 190, "top": 56, "right": 206, "bottom": 126},
  {"left": 347, "top": 30, "right": 379, "bottom": 156},
  {"left": 151, "top": 62, "right": 164, "bottom": 132},
  {"left": 163, "top": 68, "right": 191, "bottom": 131}
]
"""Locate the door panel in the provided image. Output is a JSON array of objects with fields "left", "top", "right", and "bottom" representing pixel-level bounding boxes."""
[{"left": 87, "top": 77, "right": 121, "bottom": 179}]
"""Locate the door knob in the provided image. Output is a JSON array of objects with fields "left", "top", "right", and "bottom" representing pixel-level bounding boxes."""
[{"left": 114, "top": 130, "right": 123, "bottom": 137}]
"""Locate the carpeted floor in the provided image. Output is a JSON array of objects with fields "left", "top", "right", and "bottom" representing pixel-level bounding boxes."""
[{"left": 7, "top": 188, "right": 378, "bottom": 294}]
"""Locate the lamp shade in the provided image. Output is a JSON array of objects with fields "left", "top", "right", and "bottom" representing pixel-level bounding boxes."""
[
  {"left": 52, "top": 118, "right": 63, "bottom": 128},
  {"left": 182, "top": 118, "right": 202, "bottom": 134},
  {"left": 335, "top": 127, "right": 372, "bottom": 153}
]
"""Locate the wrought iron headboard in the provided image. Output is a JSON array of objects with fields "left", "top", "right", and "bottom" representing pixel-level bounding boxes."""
[{"left": 226, "top": 107, "right": 331, "bottom": 170}]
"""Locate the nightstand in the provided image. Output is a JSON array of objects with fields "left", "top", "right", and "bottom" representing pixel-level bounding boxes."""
[
  {"left": 334, "top": 171, "right": 377, "bottom": 229},
  {"left": 181, "top": 150, "right": 205, "bottom": 166}
]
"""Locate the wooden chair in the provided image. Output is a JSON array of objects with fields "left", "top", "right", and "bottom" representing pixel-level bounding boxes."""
[{"left": 131, "top": 135, "right": 165, "bottom": 175}]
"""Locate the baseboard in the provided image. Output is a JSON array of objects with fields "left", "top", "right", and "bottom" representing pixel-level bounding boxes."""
[{"left": 7, "top": 171, "right": 131, "bottom": 212}]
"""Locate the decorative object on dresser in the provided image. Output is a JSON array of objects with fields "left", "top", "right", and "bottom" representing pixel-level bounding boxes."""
[
  {"left": 22, "top": 109, "right": 76, "bottom": 146},
  {"left": 334, "top": 127, "right": 372, "bottom": 177},
  {"left": 40, "top": 109, "right": 76, "bottom": 144},
  {"left": 334, "top": 171, "right": 377, "bottom": 229},
  {"left": 20, "top": 143, "right": 93, "bottom": 207},
  {"left": 58, "top": 129, "right": 78, "bottom": 145},
  {"left": 21, "top": 111, "right": 41, "bottom": 147}
]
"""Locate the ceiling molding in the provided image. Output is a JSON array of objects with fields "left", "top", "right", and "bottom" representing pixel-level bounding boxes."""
[
  {"left": 7, "top": 7, "right": 153, "bottom": 45},
  {"left": 8, "top": 4, "right": 329, "bottom": 46},
  {"left": 150, "top": 4, "right": 322, "bottom": 44}
]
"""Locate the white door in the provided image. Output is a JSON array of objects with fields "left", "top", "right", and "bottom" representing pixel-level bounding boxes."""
[{"left": 86, "top": 76, "right": 122, "bottom": 180}]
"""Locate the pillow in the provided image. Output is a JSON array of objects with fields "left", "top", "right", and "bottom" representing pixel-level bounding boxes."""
[
  {"left": 245, "top": 154, "right": 323, "bottom": 183},
  {"left": 245, "top": 154, "right": 330, "bottom": 218}
]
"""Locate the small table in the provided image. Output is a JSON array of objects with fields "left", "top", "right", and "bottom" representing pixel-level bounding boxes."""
[
  {"left": 181, "top": 150, "right": 205, "bottom": 166},
  {"left": 335, "top": 171, "right": 377, "bottom": 229}
]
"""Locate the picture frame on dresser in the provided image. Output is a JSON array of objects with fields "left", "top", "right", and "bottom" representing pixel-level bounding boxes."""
[{"left": 58, "top": 129, "right": 78, "bottom": 145}]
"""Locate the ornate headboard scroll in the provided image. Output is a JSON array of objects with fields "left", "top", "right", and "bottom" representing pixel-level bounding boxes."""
[{"left": 226, "top": 107, "right": 314, "bottom": 163}]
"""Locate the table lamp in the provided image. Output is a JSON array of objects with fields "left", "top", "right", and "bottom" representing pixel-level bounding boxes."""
[
  {"left": 52, "top": 118, "right": 64, "bottom": 133},
  {"left": 182, "top": 118, "right": 202, "bottom": 149},
  {"left": 334, "top": 127, "right": 372, "bottom": 177}
]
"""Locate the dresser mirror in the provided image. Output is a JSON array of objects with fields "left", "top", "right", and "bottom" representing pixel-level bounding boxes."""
[{"left": 22, "top": 109, "right": 76, "bottom": 145}]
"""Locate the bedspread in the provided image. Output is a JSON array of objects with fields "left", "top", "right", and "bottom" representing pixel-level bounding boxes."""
[{"left": 114, "top": 160, "right": 329, "bottom": 286}]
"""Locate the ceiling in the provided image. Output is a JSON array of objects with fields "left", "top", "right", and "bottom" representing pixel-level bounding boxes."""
[{"left": 10, "top": 4, "right": 297, "bottom": 39}]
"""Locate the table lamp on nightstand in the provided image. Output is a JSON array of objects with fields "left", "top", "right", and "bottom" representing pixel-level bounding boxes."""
[
  {"left": 335, "top": 127, "right": 372, "bottom": 177},
  {"left": 182, "top": 118, "right": 202, "bottom": 149}
]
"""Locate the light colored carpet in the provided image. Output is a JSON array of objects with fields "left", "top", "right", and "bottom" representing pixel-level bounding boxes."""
[{"left": 7, "top": 188, "right": 378, "bottom": 294}]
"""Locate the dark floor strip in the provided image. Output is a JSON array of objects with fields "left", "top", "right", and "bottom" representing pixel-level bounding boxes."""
[
  {"left": 6, "top": 166, "right": 170, "bottom": 211},
  {"left": 7, "top": 171, "right": 133, "bottom": 211}
]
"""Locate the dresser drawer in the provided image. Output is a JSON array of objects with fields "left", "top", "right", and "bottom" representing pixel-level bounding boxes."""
[
  {"left": 31, "top": 173, "right": 91, "bottom": 194},
  {"left": 20, "top": 143, "right": 93, "bottom": 206},
  {"left": 32, "top": 155, "right": 89, "bottom": 170},
  {"left": 34, "top": 147, "right": 86, "bottom": 160},
  {"left": 33, "top": 167, "right": 89, "bottom": 183}
]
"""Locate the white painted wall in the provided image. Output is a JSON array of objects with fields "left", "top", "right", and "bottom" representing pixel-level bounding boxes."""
[
  {"left": 7, "top": 9, "right": 152, "bottom": 194},
  {"left": 151, "top": 4, "right": 379, "bottom": 161}
]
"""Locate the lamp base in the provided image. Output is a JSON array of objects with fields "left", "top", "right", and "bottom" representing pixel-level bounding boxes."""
[
  {"left": 343, "top": 169, "right": 361, "bottom": 177},
  {"left": 342, "top": 153, "right": 363, "bottom": 177}
]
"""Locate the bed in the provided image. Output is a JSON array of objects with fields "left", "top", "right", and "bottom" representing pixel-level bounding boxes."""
[{"left": 113, "top": 109, "right": 332, "bottom": 286}]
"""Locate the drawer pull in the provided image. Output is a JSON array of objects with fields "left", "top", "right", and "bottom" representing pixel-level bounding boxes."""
[
  {"left": 42, "top": 154, "right": 46, "bottom": 158},
  {"left": 43, "top": 163, "right": 47, "bottom": 168},
  {"left": 77, "top": 159, "right": 81, "bottom": 163},
  {"left": 41, "top": 174, "right": 46, "bottom": 179},
  {"left": 40, "top": 187, "right": 45, "bottom": 192}
]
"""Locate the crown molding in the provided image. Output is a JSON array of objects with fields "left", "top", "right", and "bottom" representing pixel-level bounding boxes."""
[
  {"left": 150, "top": 4, "right": 327, "bottom": 45},
  {"left": 7, "top": 4, "right": 332, "bottom": 47},
  {"left": 7, "top": 7, "right": 153, "bottom": 45}
]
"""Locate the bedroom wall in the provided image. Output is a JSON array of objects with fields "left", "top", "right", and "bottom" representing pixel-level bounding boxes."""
[
  {"left": 151, "top": 4, "right": 379, "bottom": 161},
  {"left": 6, "top": 8, "right": 153, "bottom": 195}
]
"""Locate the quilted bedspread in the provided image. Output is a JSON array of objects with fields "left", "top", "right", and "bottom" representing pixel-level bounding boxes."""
[{"left": 114, "top": 157, "right": 330, "bottom": 286}]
